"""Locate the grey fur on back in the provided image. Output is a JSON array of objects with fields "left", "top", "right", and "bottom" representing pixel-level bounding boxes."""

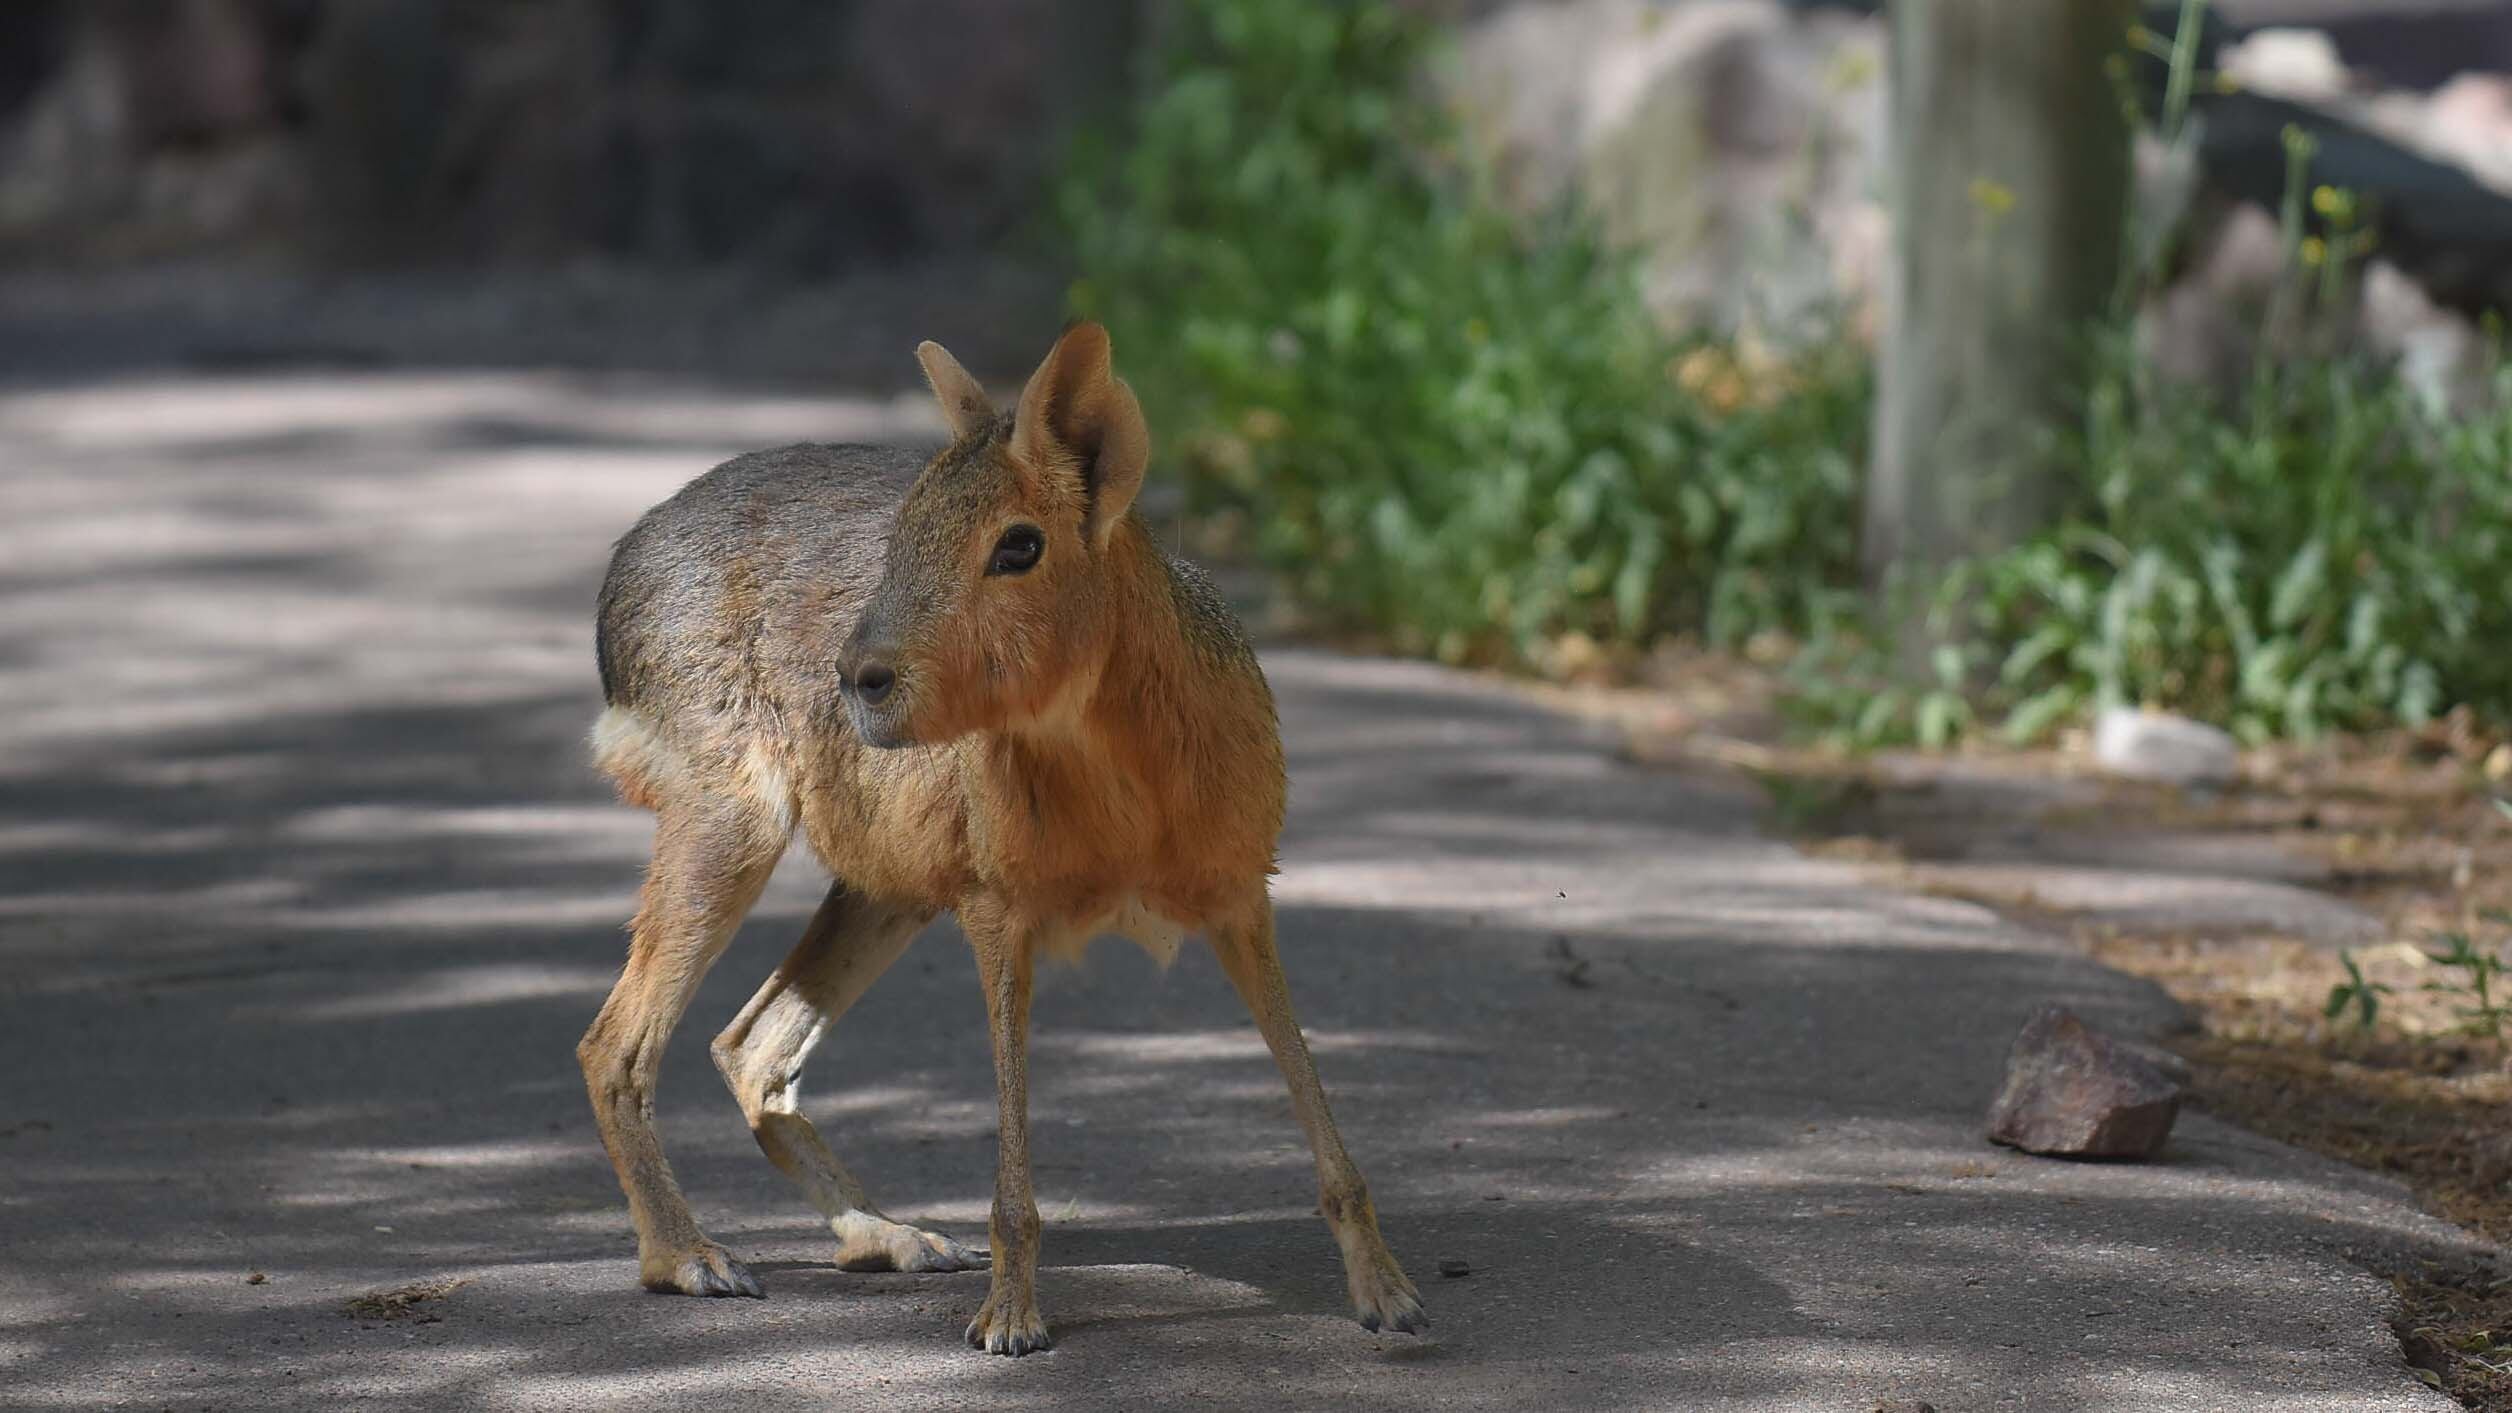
[{"left": 596, "top": 442, "right": 924, "bottom": 716}]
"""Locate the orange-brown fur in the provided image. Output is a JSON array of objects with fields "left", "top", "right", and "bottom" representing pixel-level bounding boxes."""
[{"left": 575, "top": 324, "right": 1423, "bottom": 1355}]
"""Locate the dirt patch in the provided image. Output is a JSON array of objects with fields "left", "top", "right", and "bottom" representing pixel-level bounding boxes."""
[
  {"left": 344, "top": 1276, "right": 472, "bottom": 1323},
  {"left": 2400, "top": 1271, "right": 2512, "bottom": 1407}
]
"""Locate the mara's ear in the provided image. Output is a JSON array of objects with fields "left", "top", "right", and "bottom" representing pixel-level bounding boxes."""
[
  {"left": 1012, "top": 322, "right": 1149, "bottom": 548},
  {"left": 916, "top": 340, "right": 995, "bottom": 441}
]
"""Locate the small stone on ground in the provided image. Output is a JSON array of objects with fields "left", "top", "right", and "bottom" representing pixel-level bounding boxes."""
[
  {"left": 2093, "top": 707, "right": 2240, "bottom": 786},
  {"left": 1987, "top": 1004, "right": 2183, "bottom": 1159}
]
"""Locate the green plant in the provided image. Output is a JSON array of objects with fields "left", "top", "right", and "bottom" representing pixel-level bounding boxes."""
[
  {"left": 1964, "top": 340, "right": 2512, "bottom": 743},
  {"left": 1062, "top": 0, "right": 2512, "bottom": 751},
  {"left": 1911, "top": 0, "right": 2511, "bottom": 746},
  {"left": 1782, "top": 612, "right": 1978, "bottom": 749},
  {"left": 2423, "top": 919, "right": 2512, "bottom": 1041},
  {"left": 1057, "top": 0, "right": 1867, "bottom": 668},
  {"left": 2325, "top": 949, "right": 2394, "bottom": 1031}
]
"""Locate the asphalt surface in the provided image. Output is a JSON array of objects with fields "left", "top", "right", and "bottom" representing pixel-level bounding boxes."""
[{"left": 0, "top": 371, "right": 2478, "bottom": 1411}]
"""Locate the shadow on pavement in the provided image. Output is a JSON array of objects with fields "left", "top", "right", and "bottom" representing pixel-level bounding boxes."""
[{"left": 0, "top": 373, "right": 2471, "bottom": 1411}]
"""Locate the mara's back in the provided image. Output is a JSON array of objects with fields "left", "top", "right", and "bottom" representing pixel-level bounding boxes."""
[{"left": 596, "top": 442, "right": 921, "bottom": 724}]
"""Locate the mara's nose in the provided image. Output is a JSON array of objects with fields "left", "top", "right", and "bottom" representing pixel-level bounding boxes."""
[{"left": 848, "top": 656, "right": 897, "bottom": 706}]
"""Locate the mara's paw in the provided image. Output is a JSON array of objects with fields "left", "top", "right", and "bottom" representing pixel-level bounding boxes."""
[
  {"left": 640, "top": 1241, "right": 765, "bottom": 1299},
  {"left": 1350, "top": 1254, "right": 1427, "bottom": 1336},
  {"left": 965, "top": 1288, "right": 1052, "bottom": 1357},
  {"left": 833, "top": 1214, "right": 989, "bottom": 1274}
]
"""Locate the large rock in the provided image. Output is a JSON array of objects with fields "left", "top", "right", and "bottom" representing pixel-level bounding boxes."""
[
  {"left": 1443, "top": 0, "right": 1887, "bottom": 341},
  {"left": 1446, "top": 0, "right": 2510, "bottom": 396},
  {"left": 2416, "top": 72, "right": 2512, "bottom": 194},
  {"left": 1985, "top": 1005, "right": 2182, "bottom": 1160},
  {"left": 2218, "top": 27, "right": 2349, "bottom": 103},
  {"left": 2091, "top": 707, "right": 2240, "bottom": 787}
]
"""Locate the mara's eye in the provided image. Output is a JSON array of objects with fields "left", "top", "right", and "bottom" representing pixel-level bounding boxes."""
[{"left": 988, "top": 524, "right": 1045, "bottom": 576}]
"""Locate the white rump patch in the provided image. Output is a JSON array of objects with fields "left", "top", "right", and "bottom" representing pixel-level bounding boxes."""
[
  {"left": 588, "top": 710, "right": 793, "bottom": 838},
  {"left": 589, "top": 706, "right": 679, "bottom": 795}
]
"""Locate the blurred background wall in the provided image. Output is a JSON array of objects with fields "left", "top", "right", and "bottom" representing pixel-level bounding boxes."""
[
  {"left": 0, "top": 0, "right": 2506, "bottom": 387},
  {"left": 0, "top": 0, "right": 1141, "bottom": 271},
  {"left": 0, "top": 0, "right": 1153, "bottom": 382}
]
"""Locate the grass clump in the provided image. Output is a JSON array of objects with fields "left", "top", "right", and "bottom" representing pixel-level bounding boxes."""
[
  {"left": 1966, "top": 338, "right": 2512, "bottom": 744},
  {"left": 1057, "top": 0, "right": 1867, "bottom": 670}
]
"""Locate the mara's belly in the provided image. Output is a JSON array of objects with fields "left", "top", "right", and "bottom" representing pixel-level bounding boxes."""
[{"left": 1035, "top": 894, "right": 1192, "bottom": 967}]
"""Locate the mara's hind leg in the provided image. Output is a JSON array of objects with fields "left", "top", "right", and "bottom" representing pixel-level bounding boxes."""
[
  {"left": 710, "top": 882, "right": 986, "bottom": 1274},
  {"left": 579, "top": 800, "right": 785, "bottom": 1297},
  {"left": 1207, "top": 893, "right": 1425, "bottom": 1336}
]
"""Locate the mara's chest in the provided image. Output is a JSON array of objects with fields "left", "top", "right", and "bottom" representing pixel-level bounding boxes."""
[
  {"left": 969, "top": 743, "right": 1166, "bottom": 898},
  {"left": 962, "top": 729, "right": 1257, "bottom": 940},
  {"left": 977, "top": 787, "right": 1202, "bottom": 965}
]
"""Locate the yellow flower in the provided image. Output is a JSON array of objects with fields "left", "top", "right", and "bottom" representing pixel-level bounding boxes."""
[
  {"left": 1671, "top": 347, "right": 1727, "bottom": 397},
  {"left": 2299, "top": 235, "right": 2327, "bottom": 267},
  {"left": 1969, "top": 178, "right": 2016, "bottom": 218},
  {"left": 1671, "top": 348, "right": 1752, "bottom": 416},
  {"left": 1827, "top": 47, "right": 1879, "bottom": 92}
]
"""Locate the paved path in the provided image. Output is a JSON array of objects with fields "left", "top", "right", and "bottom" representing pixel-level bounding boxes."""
[{"left": 0, "top": 372, "right": 2473, "bottom": 1411}]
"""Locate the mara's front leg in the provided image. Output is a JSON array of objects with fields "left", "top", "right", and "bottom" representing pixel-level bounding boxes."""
[
  {"left": 710, "top": 881, "right": 986, "bottom": 1275},
  {"left": 961, "top": 903, "right": 1050, "bottom": 1355},
  {"left": 1208, "top": 892, "right": 1425, "bottom": 1336}
]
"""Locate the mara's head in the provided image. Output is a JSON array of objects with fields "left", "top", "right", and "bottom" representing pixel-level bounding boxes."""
[{"left": 837, "top": 323, "right": 1151, "bottom": 750}]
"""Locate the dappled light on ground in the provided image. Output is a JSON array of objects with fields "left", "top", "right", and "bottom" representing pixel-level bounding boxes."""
[{"left": 0, "top": 375, "right": 2469, "bottom": 1410}]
